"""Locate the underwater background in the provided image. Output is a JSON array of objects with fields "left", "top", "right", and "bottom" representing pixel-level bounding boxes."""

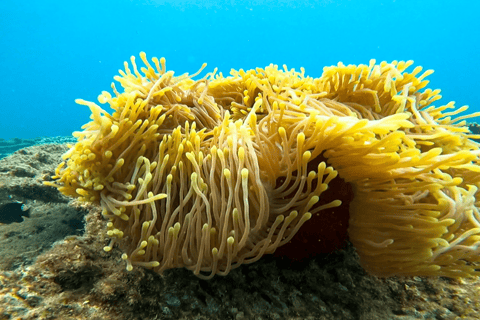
[
  {"left": 2, "top": 1, "right": 480, "bottom": 319},
  {"left": 1, "top": 0, "right": 479, "bottom": 140}
]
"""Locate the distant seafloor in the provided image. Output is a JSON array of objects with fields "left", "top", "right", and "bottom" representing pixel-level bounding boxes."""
[{"left": 0, "top": 136, "right": 77, "bottom": 160}]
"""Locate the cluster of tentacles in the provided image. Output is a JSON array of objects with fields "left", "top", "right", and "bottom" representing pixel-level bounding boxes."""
[{"left": 46, "top": 53, "right": 480, "bottom": 279}]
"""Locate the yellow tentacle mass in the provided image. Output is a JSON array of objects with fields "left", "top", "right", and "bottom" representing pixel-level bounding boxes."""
[{"left": 46, "top": 52, "right": 480, "bottom": 279}]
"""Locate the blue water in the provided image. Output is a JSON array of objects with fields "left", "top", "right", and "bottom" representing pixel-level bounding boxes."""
[{"left": 1, "top": 0, "right": 479, "bottom": 140}]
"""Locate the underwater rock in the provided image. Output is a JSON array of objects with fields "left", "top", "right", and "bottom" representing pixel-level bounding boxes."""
[{"left": 0, "top": 143, "right": 87, "bottom": 271}]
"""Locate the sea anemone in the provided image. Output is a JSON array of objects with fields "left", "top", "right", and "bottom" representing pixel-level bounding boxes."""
[{"left": 46, "top": 53, "right": 480, "bottom": 279}]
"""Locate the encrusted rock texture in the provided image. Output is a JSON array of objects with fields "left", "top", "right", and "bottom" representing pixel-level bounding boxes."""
[{"left": 0, "top": 143, "right": 479, "bottom": 320}]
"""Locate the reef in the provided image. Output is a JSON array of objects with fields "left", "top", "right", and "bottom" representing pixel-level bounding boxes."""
[
  {"left": 0, "top": 143, "right": 479, "bottom": 319},
  {"left": 3, "top": 52, "right": 480, "bottom": 318}
]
